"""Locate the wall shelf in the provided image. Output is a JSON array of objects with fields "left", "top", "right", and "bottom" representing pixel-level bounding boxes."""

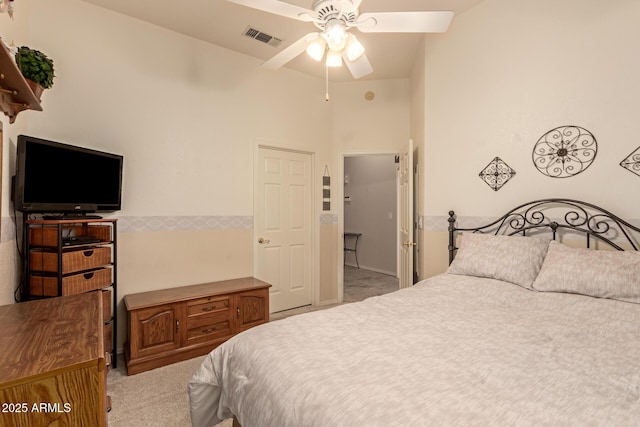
[{"left": 0, "top": 39, "right": 42, "bottom": 123}]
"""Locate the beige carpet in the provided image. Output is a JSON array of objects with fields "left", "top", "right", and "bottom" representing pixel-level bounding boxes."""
[
  {"left": 107, "top": 267, "right": 397, "bottom": 426},
  {"left": 343, "top": 266, "right": 399, "bottom": 302},
  {"left": 107, "top": 355, "right": 217, "bottom": 427}
]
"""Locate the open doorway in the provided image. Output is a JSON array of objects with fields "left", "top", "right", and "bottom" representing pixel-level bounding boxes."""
[{"left": 342, "top": 154, "right": 399, "bottom": 302}]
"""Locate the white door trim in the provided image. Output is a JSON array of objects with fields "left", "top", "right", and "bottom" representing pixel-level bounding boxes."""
[
  {"left": 337, "top": 149, "right": 405, "bottom": 303},
  {"left": 253, "top": 140, "right": 319, "bottom": 310},
  {"left": 398, "top": 139, "right": 414, "bottom": 289}
]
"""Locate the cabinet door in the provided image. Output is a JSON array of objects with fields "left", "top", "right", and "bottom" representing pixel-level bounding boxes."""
[
  {"left": 235, "top": 289, "right": 269, "bottom": 333},
  {"left": 129, "top": 304, "right": 182, "bottom": 359}
]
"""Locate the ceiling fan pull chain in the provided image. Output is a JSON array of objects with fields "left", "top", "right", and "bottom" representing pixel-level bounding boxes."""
[{"left": 325, "top": 64, "right": 330, "bottom": 102}]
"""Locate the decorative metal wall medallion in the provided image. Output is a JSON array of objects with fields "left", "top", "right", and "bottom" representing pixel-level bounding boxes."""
[
  {"left": 620, "top": 146, "right": 640, "bottom": 177},
  {"left": 532, "top": 125, "right": 597, "bottom": 178},
  {"left": 479, "top": 157, "right": 516, "bottom": 191}
]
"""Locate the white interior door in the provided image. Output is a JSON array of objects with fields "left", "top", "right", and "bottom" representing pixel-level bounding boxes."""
[
  {"left": 255, "top": 147, "right": 313, "bottom": 312},
  {"left": 399, "top": 140, "right": 414, "bottom": 289}
]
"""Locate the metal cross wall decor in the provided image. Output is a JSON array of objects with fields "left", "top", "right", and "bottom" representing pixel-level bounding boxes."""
[
  {"left": 620, "top": 146, "right": 640, "bottom": 177},
  {"left": 479, "top": 156, "right": 516, "bottom": 191}
]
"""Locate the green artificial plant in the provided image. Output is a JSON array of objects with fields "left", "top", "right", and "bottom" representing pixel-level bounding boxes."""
[{"left": 15, "top": 46, "right": 55, "bottom": 89}]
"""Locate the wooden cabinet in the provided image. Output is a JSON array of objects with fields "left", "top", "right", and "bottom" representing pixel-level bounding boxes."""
[
  {"left": 124, "top": 277, "right": 270, "bottom": 375},
  {"left": 0, "top": 292, "right": 109, "bottom": 427},
  {"left": 23, "top": 218, "right": 118, "bottom": 368}
]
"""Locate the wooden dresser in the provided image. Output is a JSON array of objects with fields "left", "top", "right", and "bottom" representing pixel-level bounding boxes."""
[
  {"left": 124, "top": 277, "right": 271, "bottom": 375},
  {"left": 0, "top": 292, "right": 108, "bottom": 427}
]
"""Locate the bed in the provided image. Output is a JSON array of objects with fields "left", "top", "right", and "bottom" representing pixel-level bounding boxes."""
[{"left": 188, "top": 198, "right": 640, "bottom": 427}]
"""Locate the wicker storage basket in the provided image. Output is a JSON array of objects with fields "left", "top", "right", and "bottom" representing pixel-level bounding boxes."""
[
  {"left": 29, "top": 247, "right": 111, "bottom": 274},
  {"left": 29, "top": 267, "right": 112, "bottom": 297}
]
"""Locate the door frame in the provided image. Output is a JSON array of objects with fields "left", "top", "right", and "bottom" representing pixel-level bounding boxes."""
[
  {"left": 337, "top": 149, "right": 408, "bottom": 303},
  {"left": 253, "top": 140, "right": 319, "bottom": 310}
]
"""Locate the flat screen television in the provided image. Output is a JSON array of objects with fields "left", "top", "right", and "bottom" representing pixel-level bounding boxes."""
[{"left": 13, "top": 135, "right": 123, "bottom": 215}]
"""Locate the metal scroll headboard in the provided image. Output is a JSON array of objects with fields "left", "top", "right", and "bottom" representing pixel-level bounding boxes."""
[{"left": 448, "top": 198, "right": 640, "bottom": 264}]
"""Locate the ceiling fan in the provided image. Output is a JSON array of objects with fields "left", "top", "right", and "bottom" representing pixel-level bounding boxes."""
[{"left": 226, "top": 0, "right": 454, "bottom": 79}]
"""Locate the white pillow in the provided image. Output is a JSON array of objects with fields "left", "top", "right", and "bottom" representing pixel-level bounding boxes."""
[
  {"left": 531, "top": 241, "right": 640, "bottom": 304},
  {"left": 447, "top": 232, "right": 551, "bottom": 289}
]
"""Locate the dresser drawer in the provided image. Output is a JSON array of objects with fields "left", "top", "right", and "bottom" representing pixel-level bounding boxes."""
[
  {"left": 29, "top": 267, "right": 113, "bottom": 297},
  {"left": 186, "top": 319, "right": 232, "bottom": 345},
  {"left": 187, "top": 295, "right": 231, "bottom": 317},
  {"left": 30, "top": 247, "right": 112, "bottom": 274}
]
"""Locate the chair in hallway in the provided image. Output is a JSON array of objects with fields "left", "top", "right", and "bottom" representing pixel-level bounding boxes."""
[{"left": 343, "top": 232, "right": 362, "bottom": 268}]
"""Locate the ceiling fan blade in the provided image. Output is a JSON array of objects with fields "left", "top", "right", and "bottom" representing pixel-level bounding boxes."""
[
  {"left": 357, "top": 11, "right": 454, "bottom": 33},
  {"left": 262, "top": 33, "right": 320, "bottom": 70},
  {"left": 225, "top": 0, "right": 316, "bottom": 23},
  {"left": 343, "top": 52, "right": 373, "bottom": 79}
]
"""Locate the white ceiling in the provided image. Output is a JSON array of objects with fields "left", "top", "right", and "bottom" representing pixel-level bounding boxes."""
[{"left": 80, "top": 0, "right": 485, "bottom": 81}]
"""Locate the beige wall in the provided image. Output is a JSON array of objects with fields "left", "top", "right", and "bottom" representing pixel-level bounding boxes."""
[
  {"left": 330, "top": 78, "right": 411, "bottom": 293},
  {"left": 0, "top": 0, "right": 411, "bottom": 352},
  {"left": 319, "top": 222, "right": 339, "bottom": 304},
  {"left": 1, "top": 0, "right": 337, "bottom": 351},
  {"left": 410, "top": 38, "right": 427, "bottom": 280},
  {"left": 118, "top": 229, "right": 253, "bottom": 295},
  {"left": 6, "top": 0, "right": 636, "bottom": 349},
  {"left": 1, "top": 0, "right": 30, "bottom": 305},
  {"left": 331, "top": 79, "right": 411, "bottom": 154},
  {"left": 414, "top": 0, "right": 640, "bottom": 279}
]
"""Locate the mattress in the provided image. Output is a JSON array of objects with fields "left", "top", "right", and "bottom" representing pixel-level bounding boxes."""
[{"left": 189, "top": 273, "right": 640, "bottom": 427}]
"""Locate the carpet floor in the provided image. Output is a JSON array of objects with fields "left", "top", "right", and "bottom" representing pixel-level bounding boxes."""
[
  {"left": 107, "top": 267, "right": 398, "bottom": 426},
  {"left": 343, "top": 265, "right": 399, "bottom": 302}
]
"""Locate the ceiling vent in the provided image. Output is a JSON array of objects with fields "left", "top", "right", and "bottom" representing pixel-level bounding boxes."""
[{"left": 243, "top": 26, "right": 282, "bottom": 48}]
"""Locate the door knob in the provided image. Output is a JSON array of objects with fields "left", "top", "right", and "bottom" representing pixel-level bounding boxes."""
[{"left": 258, "top": 237, "right": 270, "bottom": 244}]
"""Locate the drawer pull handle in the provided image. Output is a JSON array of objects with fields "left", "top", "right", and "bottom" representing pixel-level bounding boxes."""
[
  {"left": 83, "top": 250, "right": 94, "bottom": 257},
  {"left": 83, "top": 272, "right": 95, "bottom": 280},
  {"left": 201, "top": 306, "right": 215, "bottom": 312},
  {"left": 202, "top": 327, "right": 216, "bottom": 334}
]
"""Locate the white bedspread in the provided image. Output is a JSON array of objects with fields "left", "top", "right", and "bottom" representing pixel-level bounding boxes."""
[{"left": 188, "top": 274, "right": 640, "bottom": 427}]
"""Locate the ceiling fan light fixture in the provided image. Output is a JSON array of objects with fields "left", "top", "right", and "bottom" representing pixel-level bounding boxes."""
[
  {"left": 345, "top": 34, "right": 364, "bottom": 62},
  {"left": 238, "top": 0, "right": 455, "bottom": 81},
  {"left": 324, "top": 18, "right": 347, "bottom": 51},
  {"left": 306, "top": 37, "right": 326, "bottom": 61},
  {"left": 326, "top": 49, "right": 343, "bottom": 67}
]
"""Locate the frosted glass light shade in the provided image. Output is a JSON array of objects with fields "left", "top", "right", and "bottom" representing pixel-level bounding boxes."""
[
  {"left": 306, "top": 37, "right": 326, "bottom": 61},
  {"left": 324, "top": 19, "right": 347, "bottom": 51},
  {"left": 345, "top": 34, "right": 365, "bottom": 62},
  {"left": 325, "top": 49, "right": 343, "bottom": 67}
]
